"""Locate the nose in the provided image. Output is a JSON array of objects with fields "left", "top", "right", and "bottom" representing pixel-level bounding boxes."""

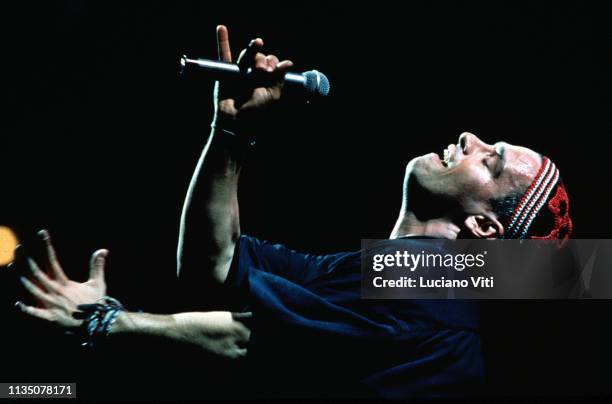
[{"left": 458, "top": 132, "right": 493, "bottom": 155}]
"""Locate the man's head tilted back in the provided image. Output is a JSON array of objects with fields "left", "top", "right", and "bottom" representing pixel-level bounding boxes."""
[{"left": 394, "top": 132, "right": 573, "bottom": 240}]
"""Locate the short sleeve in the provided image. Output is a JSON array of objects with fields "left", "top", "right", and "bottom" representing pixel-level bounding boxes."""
[
  {"left": 227, "top": 235, "right": 348, "bottom": 286},
  {"left": 223, "top": 235, "right": 356, "bottom": 311}
]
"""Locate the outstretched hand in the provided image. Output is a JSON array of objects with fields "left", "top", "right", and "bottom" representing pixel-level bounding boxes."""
[
  {"left": 15, "top": 230, "right": 108, "bottom": 329},
  {"left": 214, "top": 25, "right": 294, "bottom": 125}
]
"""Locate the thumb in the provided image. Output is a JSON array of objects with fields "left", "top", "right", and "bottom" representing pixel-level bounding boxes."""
[
  {"left": 89, "top": 249, "right": 109, "bottom": 282},
  {"left": 272, "top": 60, "right": 294, "bottom": 85}
]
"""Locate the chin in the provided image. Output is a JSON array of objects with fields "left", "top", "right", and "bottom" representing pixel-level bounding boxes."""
[
  {"left": 407, "top": 153, "right": 443, "bottom": 179},
  {"left": 406, "top": 154, "right": 458, "bottom": 204}
]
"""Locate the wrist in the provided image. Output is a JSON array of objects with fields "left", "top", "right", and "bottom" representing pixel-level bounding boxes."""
[
  {"left": 211, "top": 116, "right": 255, "bottom": 147},
  {"left": 109, "top": 311, "right": 130, "bottom": 334},
  {"left": 214, "top": 110, "right": 242, "bottom": 132},
  {"left": 78, "top": 296, "right": 125, "bottom": 346}
]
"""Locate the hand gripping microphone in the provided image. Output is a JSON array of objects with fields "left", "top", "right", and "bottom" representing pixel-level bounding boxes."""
[{"left": 180, "top": 55, "right": 330, "bottom": 97}]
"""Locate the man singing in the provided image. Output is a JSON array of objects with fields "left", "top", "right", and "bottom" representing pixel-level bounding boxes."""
[{"left": 14, "top": 25, "right": 572, "bottom": 399}]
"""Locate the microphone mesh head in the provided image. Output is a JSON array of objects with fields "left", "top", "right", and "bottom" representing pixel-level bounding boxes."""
[{"left": 303, "top": 70, "right": 330, "bottom": 96}]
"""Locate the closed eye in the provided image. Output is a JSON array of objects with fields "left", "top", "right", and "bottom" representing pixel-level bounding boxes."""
[
  {"left": 494, "top": 145, "right": 506, "bottom": 178},
  {"left": 483, "top": 150, "right": 504, "bottom": 179}
]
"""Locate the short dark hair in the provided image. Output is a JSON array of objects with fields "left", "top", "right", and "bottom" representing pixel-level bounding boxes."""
[{"left": 489, "top": 193, "right": 522, "bottom": 227}]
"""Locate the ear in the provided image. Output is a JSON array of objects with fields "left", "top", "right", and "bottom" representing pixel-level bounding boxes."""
[{"left": 464, "top": 215, "right": 504, "bottom": 239}]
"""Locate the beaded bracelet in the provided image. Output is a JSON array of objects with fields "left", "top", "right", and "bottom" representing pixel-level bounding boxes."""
[{"left": 77, "top": 296, "right": 124, "bottom": 347}]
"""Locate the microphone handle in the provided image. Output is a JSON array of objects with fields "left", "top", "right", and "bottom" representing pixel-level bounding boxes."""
[{"left": 180, "top": 56, "right": 306, "bottom": 85}]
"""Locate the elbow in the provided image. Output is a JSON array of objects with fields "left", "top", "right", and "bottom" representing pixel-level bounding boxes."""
[
  {"left": 196, "top": 314, "right": 251, "bottom": 361},
  {"left": 176, "top": 238, "right": 238, "bottom": 286},
  {"left": 176, "top": 202, "right": 241, "bottom": 282},
  {"left": 220, "top": 318, "right": 251, "bottom": 360},
  {"left": 221, "top": 343, "right": 249, "bottom": 361}
]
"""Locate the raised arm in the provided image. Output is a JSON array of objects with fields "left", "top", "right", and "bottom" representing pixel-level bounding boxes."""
[{"left": 176, "top": 25, "right": 293, "bottom": 287}]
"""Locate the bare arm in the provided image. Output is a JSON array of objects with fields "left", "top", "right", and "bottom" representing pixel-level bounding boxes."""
[
  {"left": 176, "top": 25, "right": 293, "bottom": 286},
  {"left": 15, "top": 230, "right": 251, "bottom": 360},
  {"left": 112, "top": 311, "right": 250, "bottom": 360},
  {"left": 176, "top": 123, "right": 243, "bottom": 285}
]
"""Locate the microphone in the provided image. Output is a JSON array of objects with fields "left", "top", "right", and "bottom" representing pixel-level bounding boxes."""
[{"left": 180, "top": 55, "right": 330, "bottom": 97}]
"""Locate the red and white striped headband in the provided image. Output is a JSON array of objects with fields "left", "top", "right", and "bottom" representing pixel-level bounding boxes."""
[{"left": 504, "top": 156, "right": 560, "bottom": 239}]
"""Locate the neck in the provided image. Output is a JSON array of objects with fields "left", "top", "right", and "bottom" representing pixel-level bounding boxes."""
[{"left": 390, "top": 210, "right": 460, "bottom": 240}]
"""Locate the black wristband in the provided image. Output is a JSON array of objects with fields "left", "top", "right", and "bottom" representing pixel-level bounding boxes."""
[{"left": 210, "top": 120, "right": 256, "bottom": 147}]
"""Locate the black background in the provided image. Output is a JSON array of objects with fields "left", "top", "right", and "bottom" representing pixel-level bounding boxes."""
[{"left": 1, "top": 1, "right": 610, "bottom": 400}]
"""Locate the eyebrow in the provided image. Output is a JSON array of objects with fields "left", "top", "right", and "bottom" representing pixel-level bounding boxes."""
[{"left": 494, "top": 144, "right": 506, "bottom": 179}]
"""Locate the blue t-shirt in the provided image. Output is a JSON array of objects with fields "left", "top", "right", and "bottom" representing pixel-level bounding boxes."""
[{"left": 226, "top": 235, "right": 484, "bottom": 399}]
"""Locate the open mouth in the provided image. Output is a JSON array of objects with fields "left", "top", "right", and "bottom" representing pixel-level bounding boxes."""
[
  {"left": 442, "top": 143, "right": 462, "bottom": 168},
  {"left": 442, "top": 144, "right": 454, "bottom": 167}
]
